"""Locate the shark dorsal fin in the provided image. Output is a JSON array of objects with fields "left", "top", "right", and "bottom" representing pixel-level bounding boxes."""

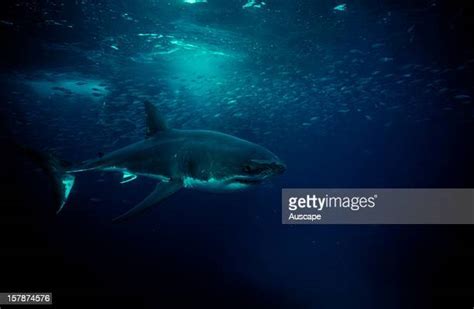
[{"left": 144, "top": 100, "right": 168, "bottom": 137}]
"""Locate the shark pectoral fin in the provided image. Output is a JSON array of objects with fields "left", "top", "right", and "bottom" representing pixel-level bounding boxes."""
[
  {"left": 120, "top": 171, "right": 137, "bottom": 184},
  {"left": 113, "top": 181, "right": 182, "bottom": 223}
]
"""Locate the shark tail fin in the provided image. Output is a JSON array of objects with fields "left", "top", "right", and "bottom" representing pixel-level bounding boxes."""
[{"left": 21, "top": 146, "right": 75, "bottom": 214}]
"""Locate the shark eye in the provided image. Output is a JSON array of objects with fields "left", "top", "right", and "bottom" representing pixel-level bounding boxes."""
[{"left": 243, "top": 165, "right": 252, "bottom": 173}]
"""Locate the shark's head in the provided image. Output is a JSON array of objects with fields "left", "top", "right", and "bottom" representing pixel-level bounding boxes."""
[{"left": 184, "top": 132, "right": 286, "bottom": 191}]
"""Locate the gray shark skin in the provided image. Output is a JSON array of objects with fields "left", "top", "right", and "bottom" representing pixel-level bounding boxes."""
[{"left": 39, "top": 101, "right": 286, "bottom": 221}]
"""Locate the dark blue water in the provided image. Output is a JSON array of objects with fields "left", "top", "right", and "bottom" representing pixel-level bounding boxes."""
[{"left": 1, "top": 0, "right": 473, "bottom": 308}]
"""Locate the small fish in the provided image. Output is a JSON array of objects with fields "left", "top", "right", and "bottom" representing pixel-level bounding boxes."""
[
  {"left": 454, "top": 94, "right": 471, "bottom": 100},
  {"left": 0, "top": 20, "right": 14, "bottom": 26},
  {"left": 380, "top": 57, "right": 394, "bottom": 62},
  {"left": 371, "top": 43, "right": 385, "bottom": 48},
  {"left": 333, "top": 3, "right": 347, "bottom": 11}
]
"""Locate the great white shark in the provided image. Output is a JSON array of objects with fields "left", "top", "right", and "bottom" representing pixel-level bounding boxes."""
[{"left": 33, "top": 101, "right": 286, "bottom": 221}]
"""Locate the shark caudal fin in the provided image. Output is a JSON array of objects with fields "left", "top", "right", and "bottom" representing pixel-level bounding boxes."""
[{"left": 21, "top": 146, "right": 75, "bottom": 213}]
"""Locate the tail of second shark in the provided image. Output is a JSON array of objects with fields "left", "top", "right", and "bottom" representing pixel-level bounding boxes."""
[{"left": 21, "top": 146, "right": 75, "bottom": 213}]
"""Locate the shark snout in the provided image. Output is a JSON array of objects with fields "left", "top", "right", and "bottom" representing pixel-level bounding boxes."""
[{"left": 272, "top": 161, "right": 286, "bottom": 175}]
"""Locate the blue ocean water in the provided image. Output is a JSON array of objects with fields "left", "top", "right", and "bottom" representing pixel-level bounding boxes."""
[{"left": 1, "top": 0, "right": 473, "bottom": 308}]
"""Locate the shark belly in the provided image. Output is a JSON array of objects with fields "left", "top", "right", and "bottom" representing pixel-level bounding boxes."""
[{"left": 182, "top": 176, "right": 249, "bottom": 192}]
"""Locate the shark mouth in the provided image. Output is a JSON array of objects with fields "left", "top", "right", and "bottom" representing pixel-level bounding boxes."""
[
  {"left": 230, "top": 161, "right": 286, "bottom": 185},
  {"left": 233, "top": 177, "right": 263, "bottom": 185},
  {"left": 230, "top": 174, "right": 269, "bottom": 185}
]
